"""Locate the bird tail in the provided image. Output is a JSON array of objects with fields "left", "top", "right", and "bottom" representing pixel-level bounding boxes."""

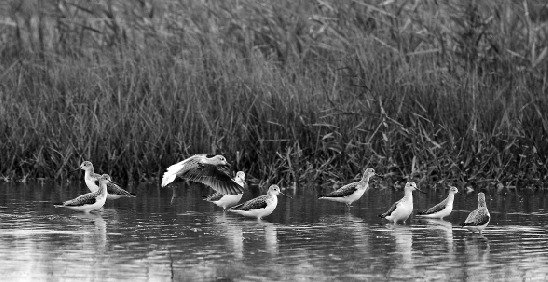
[
  {"left": 129, "top": 193, "right": 137, "bottom": 197},
  {"left": 53, "top": 202, "right": 63, "bottom": 208},
  {"left": 161, "top": 161, "right": 186, "bottom": 187}
]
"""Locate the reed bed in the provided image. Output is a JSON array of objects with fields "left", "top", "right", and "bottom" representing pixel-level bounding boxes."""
[{"left": 1, "top": 0, "right": 547, "bottom": 190}]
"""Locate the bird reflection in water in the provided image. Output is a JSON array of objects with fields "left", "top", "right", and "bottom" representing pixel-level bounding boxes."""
[
  {"left": 463, "top": 234, "right": 491, "bottom": 281},
  {"left": 213, "top": 213, "right": 244, "bottom": 259},
  {"left": 343, "top": 213, "right": 369, "bottom": 251},
  {"left": 420, "top": 219, "right": 454, "bottom": 254},
  {"left": 263, "top": 222, "right": 278, "bottom": 255},
  {"left": 384, "top": 224, "right": 414, "bottom": 279},
  {"left": 214, "top": 214, "right": 278, "bottom": 257},
  {"left": 74, "top": 211, "right": 108, "bottom": 254},
  {"left": 71, "top": 211, "right": 109, "bottom": 280}
]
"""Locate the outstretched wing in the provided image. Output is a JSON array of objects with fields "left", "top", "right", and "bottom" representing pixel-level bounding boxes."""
[
  {"left": 321, "top": 182, "right": 358, "bottom": 198},
  {"left": 106, "top": 182, "right": 136, "bottom": 197},
  {"left": 161, "top": 155, "right": 204, "bottom": 187},
  {"left": 163, "top": 156, "right": 243, "bottom": 195},
  {"left": 180, "top": 163, "right": 243, "bottom": 195},
  {"left": 230, "top": 195, "right": 268, "bottom": 211},
  {"left": 418, "top": 197, "right": 448, "bottom": 215},
  {"left": 379, "top": 199, "right": 401, "bottom": 218}
]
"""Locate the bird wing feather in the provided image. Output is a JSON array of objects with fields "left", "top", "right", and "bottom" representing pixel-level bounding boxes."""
[
  {"left": 461, "top": 208, "right": 490, "bottom": 226},
  {"left": 323, "top": 182, "right": 358, "bottom": 197},
  {"left": 203, "top": 192, "right": 224, "bottom": 202},
  {"left": 230, "top": 195, "right": 268, "bottom": 211},
  {"left": 379, "top": 199, "right": 401, "bottom": 218},
  {"left": 106, "top": 182, "right": 135, "bottom": 197},
  {"left": 180, "top": 162, "right": 243, "bottom": 195},
  {"left": 62, "top": 192, "right": 97, "bottom": 207},
  {"left": 418, "top": 197, "right": 448, "bottom": 215}
]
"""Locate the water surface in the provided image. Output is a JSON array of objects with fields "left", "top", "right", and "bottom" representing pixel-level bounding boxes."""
[{"left": 1, "top": 182, "right": 547, "bottom": 281}]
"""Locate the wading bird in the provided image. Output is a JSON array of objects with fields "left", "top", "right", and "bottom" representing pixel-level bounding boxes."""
[
  {"left": 203, "top": 171, "right": 246, "bottom": 210},
  {"left": 73, "top": 161, "right": 135, "bottom": 200},
  {"left": 416, "top": 186, "right": 458, "bottom": 220},
  {"left": 460, "top": 192, "right": 490, "bottom": 234},
  {"left": 318, "top": 168, "right": 382, "bottom": 207},
  {"left": 54, "top": 174, "right": 112, "bottom": 213},
  {"left": 379, "top": 182, "right": 426, "bottom": 224},
  {"left": 161, "top": 154, "right": 244, "bottom": 195},
  {"left": 228, "top": 185, "right": 289, "bottom": 220}
]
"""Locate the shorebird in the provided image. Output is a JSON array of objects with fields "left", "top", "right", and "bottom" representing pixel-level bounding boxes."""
[
  {"left": 460, "top": 192, "right": 490, "bottom": 234},
  {"left": 378, "top": 182, "right": 426, "bottom": 224},
  {"left": 203, "top": 171, "right": 246, "bottom": 210},
  {"left": 228, "top": 185, "right": 288, "bottom": 220},
  {"left": 54, "top": 174, "right": 111, "bottom": 213},
  {"left": 318, "top": 168, "right": 382, "bottom": 206},
  {"left": 74, "top": 161, "right": 135, "bottom": 200},
  {"left": 161, "top": 154, "right": 244, "bottom": 195},
  {"left": 416, "top": 186, "right": 458, "bottom": 219}
]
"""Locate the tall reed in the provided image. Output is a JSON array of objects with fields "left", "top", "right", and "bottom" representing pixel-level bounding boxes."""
[{"left": 0, "top": 0, "right": 546, "bottom": 189}]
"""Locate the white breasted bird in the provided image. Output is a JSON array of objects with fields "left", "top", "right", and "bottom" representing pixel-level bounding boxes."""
[
  {"left": 417, "top": 186, "right": 458, "bottom": 220},
  {"left": 318, "top": 168, "right": 382, "bottom": 206},
  {"left": 228, "top": 185, "right": 289, "bottom": 220},
  {"left": 203, "top": 171, "right": 246, "bottom": 210},
  {"left": 72, "top": 161, "right": 136, "bottom": 200},
  {"left": 460, "top": 192, "right": 490, "bottom": 234},
  {"left": 378, "top": 182, "right": 426, "bottom": 224},
  {"left": 161, "top": 154, "right": 244, "bottom": 195},
  {"left": 54, "top": 174, "right": 112, "bottom": 213}
]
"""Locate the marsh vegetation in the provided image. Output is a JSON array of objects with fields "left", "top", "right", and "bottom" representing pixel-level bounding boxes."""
[{"left": 1, "top": 0, "right": 547, "bottom": 189}]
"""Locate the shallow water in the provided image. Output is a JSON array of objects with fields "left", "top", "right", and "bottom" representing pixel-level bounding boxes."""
[{"left": 0, "top": 182, "right": 548, "bottom": 281}]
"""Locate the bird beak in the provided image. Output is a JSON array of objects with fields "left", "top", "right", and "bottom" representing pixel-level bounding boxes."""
[
  {"left": 280, "top": 191, "right": 293, "bottom": 199},
  {"left": 374, "top": 173, "right": 384, "bottom": 178},
  {"left": 69, "top": 167, "right": 80, "bottom": 173},
  {"left": 416, "top": 188, "right": 427, "bottom": 194}
]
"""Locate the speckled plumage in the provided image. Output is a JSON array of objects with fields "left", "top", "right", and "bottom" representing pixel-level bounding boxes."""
[
  {"left": 105, "top": 181, "right": 136, "bottom": 199},
  {"left": 318, "top": 168, "right": 382, "bottom": 206},
  {"left": 229, "top": 185, "right": 285, "bottom": 220},
  {"left": 162, "top": 154, "right": 243, "bottom": 195},
  {"left": 54, "top": 174, "right": 111, "bottom": 213},
  {"left": 460, "top": 192, "right": 490, "bottom": 234},
  {"left": 204, "top": 192, "right": 224, "bottom": 202},
  {"left": 231, "top": 195, "right": 269, "bottom": 211}
]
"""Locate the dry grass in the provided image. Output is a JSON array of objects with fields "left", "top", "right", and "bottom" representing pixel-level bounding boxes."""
[{"left": 0, "top": 0, "right": 547, "bottom": 189}]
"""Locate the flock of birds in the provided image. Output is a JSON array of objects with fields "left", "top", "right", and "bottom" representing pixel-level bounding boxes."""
[{"left": 53, "top": 154, "right": 491, "bottom": 234}]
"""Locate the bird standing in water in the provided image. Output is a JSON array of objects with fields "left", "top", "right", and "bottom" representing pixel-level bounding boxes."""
[
  {"left": 318, "top": 168, "right": 382, "bottom": 207},
  {"left": 416, "top": 186, "right": 458, "bottom": 220},
  {"left": 460, "top": 192, "right": 490, "bottom": 234},
  {"left": 74, "top": 161, "right": 136, "bottom": 200},
  {"left": 378, "top": 182, "right": 426, "bottom": 224},
  {"left": 203, "top": 171, "right": 246, "bottom": 210},
  {"left": 229, "top": 185, "right": 289, "bottom": 220},
  {"left": 54, "top": 174, "right": 112, "bottom": 213}
]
